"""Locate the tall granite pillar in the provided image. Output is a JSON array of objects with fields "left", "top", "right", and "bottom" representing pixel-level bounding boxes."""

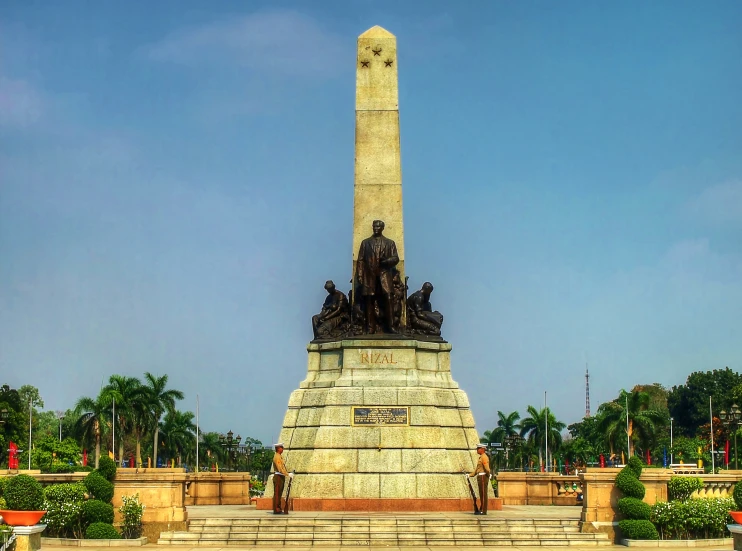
[{"left": 352, "top": 26, "right": 405, "bottom": 284}]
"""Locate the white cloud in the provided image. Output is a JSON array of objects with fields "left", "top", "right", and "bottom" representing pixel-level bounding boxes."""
[
  {"left": 685, "top": 180, "right": 742, "bottom": 225},
  {"left": 146, "top": 10, "right": 347, "bottom": 78}
]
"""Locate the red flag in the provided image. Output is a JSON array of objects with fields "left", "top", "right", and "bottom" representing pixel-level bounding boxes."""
[
  {"left": 83, "top": 449, "right": 88, "bottom": 466},
  {"left": 726, "top": 440, "right": 730, "bottom": 466},
  {"left": 9, "top": 441, "right": 18, "bottom": 469},
  {"left": 646, "top": 449, "right": 651, "bottom": 465}
]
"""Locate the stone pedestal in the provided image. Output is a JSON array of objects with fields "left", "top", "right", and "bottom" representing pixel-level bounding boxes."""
[
  {"left": 728, "top": 524, "right": 742, "bottom": 551},
  {"left": 11, "top": 525, "right": 45, "bottom": 551},
  {"left": 260, "top": 339, "right": 492, "bottom": 511}
]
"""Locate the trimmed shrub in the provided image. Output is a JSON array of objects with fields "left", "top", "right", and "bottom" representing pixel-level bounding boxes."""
[
  {"left": 734, "top": 482, "right": 742, "bottom": 511},
  {"left": 82, "top": 500, "right": 114, "bottom": 526},
  {"left": 4, "top": 474, "right": 44, "bottom": 511},
  {"left": 626, "top": 457, "right": 644, "bottom": 478},
  {"left": 42, "top": 483, "right": 86, "bottom": 538},
  {"left": 0, "top": 476, "right": 9, "bottom": 496},
  {"left": 0, "top": 496, "right": 6, "bottom": 509},
  {"left": 96, "top": 456, "right": 117, "bottom": 482},
  {"left": 618, "top": 497, "right": 651, "bottom": 520},
  {"left": 619, "top": 519, "right": 659, "bottom": 540},
  {"left": 83, "top": 472, "right": 114, "bottom": 503},
  {"left": 668, "top": 476, "right": 703, "bottom": 502},
  {"left": 119, "top": 494, "right": 145, "bottom": 539},
  {"left": 85, "top": 522, "right": 121, "bottom": 539},
  {"left": 616, "top": 469, "right": 646, "bottom": 499}
]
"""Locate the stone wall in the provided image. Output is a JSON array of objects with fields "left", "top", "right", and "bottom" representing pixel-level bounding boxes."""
[
  {"left": 185, "top": 472, "right": 252, "bottom": 505},
  {"left": 496, "top": 472, "right": 582, "bottom": 506}
]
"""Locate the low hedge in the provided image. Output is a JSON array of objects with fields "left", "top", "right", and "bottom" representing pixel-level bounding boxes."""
[
  {"left": 85, "top": 522, "right": 121, "bottom": 539},
  {"left": 42, "top": 482, "right": 86, "bottom": 538},
  {"left": 82, "top": 499, "right": 114, "bottom": 525},
  {"left": 83, "top": 471, "right": 114, "bottom": 503},
  {"left": 618, "top": 497, "right": 651, "bottom": 520},
  {"left": 619, "top": 519, "right": 659, "bottom": 540}
]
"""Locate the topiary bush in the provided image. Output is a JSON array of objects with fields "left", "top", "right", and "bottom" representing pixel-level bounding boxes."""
[
  {"left": 616, "top": 469, "right": 646, "bottom": 499},
  {"left": 82, "top": 500, "right": 114, "bottom": 526},
  {"left": 83, "top": 471, "right": 114, "bottom": 503},
  {"left": 615, "top": 459, "right": 655, "bottom": 539},
  {"left": 95, "top": 456, "right": 117, "bottom": 482},
  {"left": 618, "top": 497, "right": 651, "bottom": 520},
  {"left": 668, "top": 476, "right": 703, "bottom": 502},
  {"left": 734, "top": 482, "right": 742, "bottom": 511},
  {"left": 4, "top": 474, "right": 44, "bottom": 511},
  {"left": 626, "top": 456, "right": 644, "bottom": 478},
  {"left": 651, "top": 497, "right": 734, "bottom": 540},
  {"left": 42, "top": 482, "right": 86, "bottom": 538},
  {"left": 619, "top": 519, "right": 659, "bottom": 540},
  {"left": 85, "top": 522, "right": 121, "bottom": 539}
]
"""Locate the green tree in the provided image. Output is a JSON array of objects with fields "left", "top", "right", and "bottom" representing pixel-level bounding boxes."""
[
  {"left": 596, "top": 388, "right": 666, "bottom": 458},
  {"left": 159, "top": 410, "right": 196, "bottom": 467},
  {"left": 102, "top": 375, "right": 145, "bottom": 465},
  {"left": 0, "top": 384, "right": 24, "bottom": 466},
  {"left": 198, "top": 431, "right": 227, "bottom": 469},
  {"left": 74, "top": 392, "right": 110, "bottom": 468},
  {"left": 519, "top": 405, "right": 566, "bottom": 470},
  {"left": 481, "top": 410, "right": 521, "bottom": 446},
  {"left": 668, "top": 367, "right": 742, "bottom": 437},
  {"left": 143, "top": 373, "right": 184, "bottom": 468}
]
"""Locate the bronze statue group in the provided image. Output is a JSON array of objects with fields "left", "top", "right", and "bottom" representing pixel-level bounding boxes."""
[{"left": 312, "top": 220, "right": 444, "bottom": 341}]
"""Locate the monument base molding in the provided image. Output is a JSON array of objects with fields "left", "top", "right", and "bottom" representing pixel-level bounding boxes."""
[{"left": 256, "top": 497, "right": 502, "bottom": 512}]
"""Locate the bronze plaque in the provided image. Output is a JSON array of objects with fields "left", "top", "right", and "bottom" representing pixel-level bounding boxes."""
[{"left": 352, "top": 406, "right": 409, "bottom": 426}]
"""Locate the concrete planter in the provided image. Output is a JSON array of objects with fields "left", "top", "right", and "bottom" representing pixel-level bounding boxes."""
[{"left": 41, "top": 537, "right": 148, "bottom": 547}]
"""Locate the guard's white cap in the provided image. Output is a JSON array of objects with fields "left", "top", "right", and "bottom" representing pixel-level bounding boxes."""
[
  {"left": 476, "top": 443, "right": 486, "bottom": 449},
  {"left": 274, "top": 442, "right": 285, "bottom": 449}
]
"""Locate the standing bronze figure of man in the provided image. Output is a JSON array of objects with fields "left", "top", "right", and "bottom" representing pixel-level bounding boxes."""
[{"left": 355, "top": 219, "right": 400, "bottom": 334}]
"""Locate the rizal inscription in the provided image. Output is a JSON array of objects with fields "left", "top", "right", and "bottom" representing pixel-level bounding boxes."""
[{"left": 352, "top": 406, "right": 409, "bottom": 426}]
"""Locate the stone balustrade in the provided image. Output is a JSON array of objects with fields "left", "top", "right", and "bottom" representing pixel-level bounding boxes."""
[
  {"left": 495, "top": 472, "right": 582, "bottom": 506},
  {"left": 184, "top": 472, "right": 253, "bottom": 505}
]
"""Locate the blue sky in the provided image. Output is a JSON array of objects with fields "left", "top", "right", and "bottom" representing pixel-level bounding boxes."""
[{"left": 1, "top": 1, "right": 741, "bottom": 445}]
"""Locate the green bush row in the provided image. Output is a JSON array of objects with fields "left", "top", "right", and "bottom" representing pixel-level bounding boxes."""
[{"left": 651, "top": 497, "right": 734, "bottom": 540}]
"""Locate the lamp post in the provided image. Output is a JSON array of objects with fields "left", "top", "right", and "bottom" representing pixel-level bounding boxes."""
[
  {"left": 670, "top": 417, "right": 673, "bottom": 465},
  {"left": 56, "top": 411, "right": 65, "bottom": 442},
  {"left": 720, "top": 404, "right": 741, "bottom": 470},
  {"left": 219, "top": 431, "right": 242, "bottom": 471}
]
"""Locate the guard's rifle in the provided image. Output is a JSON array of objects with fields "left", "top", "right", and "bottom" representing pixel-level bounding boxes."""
[
  {"left": 283, "top": 470, "right": 296, "bottom": 515},
  {"left": 459, "top": 463, "right": 480, "bottom": 514}
]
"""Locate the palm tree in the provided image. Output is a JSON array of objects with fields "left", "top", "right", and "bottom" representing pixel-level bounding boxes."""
[
  {"left": 159, "top": 410, "right": 197, "bottom": 467},
  {"left": 520, "top": 405, "right": 566, "bottom": 471},
  {"left": 102, "top": 375, "right": 143, "bottom": 464},
  {"left": 74, "top": 392, "right": 110, "bottom": 468},
  {"left": 481, "top": 410, "right": 521, "bottom": 445},
  {"left": 143, "top": 373, "right": 184, "bottom": 467},
  {"left": 596, "top": 388, "right": 666, "bottom": 458},
  {"left": 199, "top": 431, "right": 227, "bottom": 470}
]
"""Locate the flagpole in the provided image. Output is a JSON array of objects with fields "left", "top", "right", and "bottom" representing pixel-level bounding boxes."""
[
  {"left": 544, "top": 391, "right": 548, "bottom": 472},
  {"left": 196, "top": 395, "right": 200, "bottom": 473},
  {"left": 710, "top": 396, "right": 715, "bottom": 472},
  {"left": 28, "top": 398, "right": 32, "bottom": 470},
  {"left": 112, "top": 397, "right": 116, "bottom": 465},
  {"left": 626, "top": 394, "right": 630, "bottom": 460}
]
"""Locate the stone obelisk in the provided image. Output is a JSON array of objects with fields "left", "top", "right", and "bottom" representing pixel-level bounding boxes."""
[
  {"left": 260, "top": 26, "right": 491, "bottom": 513},
  {"left": 352, "top": 26, "right": 405, "bottom": 283}
]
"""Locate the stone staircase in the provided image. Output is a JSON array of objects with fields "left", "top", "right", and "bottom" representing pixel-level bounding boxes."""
[{"left": 158, "top": 516, "right": 612, "bottom": 546}]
